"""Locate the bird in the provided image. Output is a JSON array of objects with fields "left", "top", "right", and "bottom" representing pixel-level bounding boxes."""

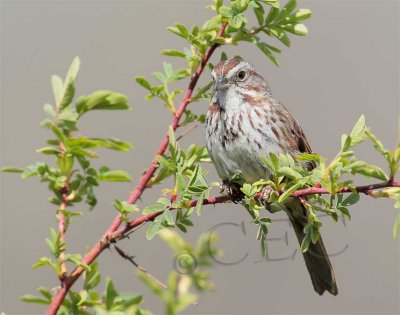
[{"left": 205, "top": 58, "right": 338, "bottom": 295}]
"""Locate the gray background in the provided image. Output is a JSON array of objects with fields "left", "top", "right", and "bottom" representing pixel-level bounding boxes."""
[{"left": 1, "top": 0, "right": 399, "bottom": 314}]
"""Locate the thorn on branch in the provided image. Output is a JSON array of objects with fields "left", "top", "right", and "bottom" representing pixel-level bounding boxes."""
[
  {"left": 176, "top": 123, "right": 198, "bottom": 142},
  {"left": 111, "top": 243, "right": 167, "bottom": 289}
]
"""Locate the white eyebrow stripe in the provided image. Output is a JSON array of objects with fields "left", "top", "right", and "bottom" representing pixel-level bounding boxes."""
[
  {"left": 221, "top": 60, "right": 227, "bottom": 77},
  {"left": 226, "top": 62, "right": 245, "bottom": 78}
]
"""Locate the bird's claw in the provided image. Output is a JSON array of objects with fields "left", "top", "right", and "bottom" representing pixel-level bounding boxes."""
[
  {"left": 220, "top": 180, "right": 244, "bottom": 203},
  {"left": 260, "top": 185, "right": 274, "bottom": 211}
]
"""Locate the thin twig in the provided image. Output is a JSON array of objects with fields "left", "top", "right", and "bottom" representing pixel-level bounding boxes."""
[
  {"left": 176, "top": 123, "right": 198, "bottom": 142},
  {"left": 111, "top": 244, "right": 167, "bottom": 289}
]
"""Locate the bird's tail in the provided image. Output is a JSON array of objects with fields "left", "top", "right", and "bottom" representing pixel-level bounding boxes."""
[{"left": 286, "top": 199, "right": 338, "bottom": 295}]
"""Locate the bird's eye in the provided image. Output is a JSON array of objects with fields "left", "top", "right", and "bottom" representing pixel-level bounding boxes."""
[{"left": 237, "top": 70, "right": 247, "bottom": 81}]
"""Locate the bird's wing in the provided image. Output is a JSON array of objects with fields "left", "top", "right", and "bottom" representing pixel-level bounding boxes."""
[{"left": 272, "top": 101, "right": 316, "bottom": 169}]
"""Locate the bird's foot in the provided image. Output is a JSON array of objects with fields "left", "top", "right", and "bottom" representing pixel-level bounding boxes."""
[
  {"left": 259, "top": 185, "right": 274, "bottom": 212},
  {"left": 220, "top": 180, "right": 244, "bottom": 203}
]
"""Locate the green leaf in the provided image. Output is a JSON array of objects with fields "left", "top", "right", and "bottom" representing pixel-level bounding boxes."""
[
  {"left": 56, "top": 56, "right": 80, "bottom": 109},
  {"left": 36, "top": 147, "right": 59, "bottom": 155},
  {"left": 269, "top": 152, "right": 280, "bottom": 171},
  {"left": 163, "top": 209, "right": 174, "bottom": 225},
  {"left": 393, "top": 214, "right": 400, "bottom": 239},
  {"left": 38, "top": 287, "right": 52, "bottom": 301},
  {"left": 288, "top": 8, "right": 311, "bottom": 21},
  {"left": 43, "top": 103, "right": 56, "bottom": 117},
  {"left": 269, "top": 27, "right": 291, "bottom": 47},
  {"left": 278, "top": 182, "right": 302, "bottom": 203},
  {"left": 113, "top": 198, "right": 124, "bottom": 212},
  {"left": 176, "top": 173, "right": 186, "bottom": 194},
  {"left": 65, "top": 56, "right": 80, "bottom": 82},
  {"left": 1, "top": 167, "right": 24, "bottom": 173},
  {"left": 21, "top": 295, "right": 50, "bottom": 305},
  {"left": 57, "top": 108, "right": 79, "bottom": 122},
  {"left": 277, "top": 0, "right": 296, "bottom": 20},
  {"left": 341, "top": 134, "right": 352, "bottom": 151},
  {"left": 348, "top": 161, "right": 388, "bottom": 181},
  {"left": 337, "top": 206, "right": 351, "bottom": 220},
  {"left": 57, "top": 154, "right": 74, "bottom": 175},
  {"left": 152, "top": 71, "right": 167, "bottom": 83},
  {"left": 143, "top": 204, "right": 165, "bottom": 214},
  {"left": 76, "top": 90, "right": 129, "bottom": 116},
  {"left": 161, "top": 49, "right": 186, "bottom": 58},
  {"left": 279, "top": 167, "right": 302, "bottom": 179},
  {"left": 20, "top": 162, "right": 47, "bottom": 179},
  {"left": 300, "top": 231, "right": 312, "bottom": 252},
  {"left": 297, "top": 153, "right": 320, "bottom": 162},
  {"left": 365, "top": 129, "right": 387, "bottom": 156},
  {"left": 349, "top": 115, "right": 366, "bottom": 146},
  {"left": 146, "top": 218, "right": 162, "bottom": 240},
  {"left": 255, "top": 40, "right": 279, "bottom": 66},
  {"left": 341, "top": 192, "right": 360, "bottom": 207},
  {"left": 196, "top": 190, "right": 205, "bottom": 216},
  {"left": 83, "top": 261, "right": 101, "bottom": 290},
  {"left": 280, "top": 23, "right": 308, "bottom": 36},
  {"left": 310, "top": 223, "right": 320, "bottom": 243},
  {"left": 265, "top": 6, "right": 279, "bottom": 24},
  {"left": 32, "top": 257, "right": 54, "bottom": 269},
  {"left": 104, "top": 277, "right": 118, "bottom": 310},
  {"left": 98, "top": 170, "right": 131, "bottom": 182},
  {"left": 51, "top": 75, "right": 63, "bottom": 105},
  {"left": 114, "top": 200, "right": 139, "bottom": 217},
  {"left": 157, "top": 198, "right": 171, "bottom": 206},
  {"left": 135, "top": 76, "right": 152, "bottom": 90},
  {"left": 168, "top": 125, "right": 176, "bottom": 147},
  {"left": 253, "top": 3, "right": 265, "bottom": 25},
  {"left": 60, "top": 78, "right": 75, "bottom": 109},
  {"left": 167, "top": 23, "right": 189, "bottom": 39},
  {"left": 64, "top": 254, "right": 90, "bottom": 271},
  {"left": 67, "top": 137, "right": 131, "bottom": 152}
]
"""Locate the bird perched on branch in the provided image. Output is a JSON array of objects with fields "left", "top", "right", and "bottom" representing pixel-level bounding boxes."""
[{"left": 205, "top": 58, "right": 338, "bottom": 295}]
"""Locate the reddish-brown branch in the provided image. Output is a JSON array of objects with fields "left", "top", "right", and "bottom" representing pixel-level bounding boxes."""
[
  {"left": 46, "top": 22, "right": 228, "bottom": 315},
  {"left": 291, "top": 181, "right": 400, "bottom": 197},
  {"left": 119, "top": 181, "right": 400, "bottom": 238},
  {"left": 58, "top": 199, "right": 68, "bottom": 281}
]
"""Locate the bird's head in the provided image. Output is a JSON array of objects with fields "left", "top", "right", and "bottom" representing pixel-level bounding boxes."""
[{"left": 211, "top": 58, "right": 271, "bottom": 110}]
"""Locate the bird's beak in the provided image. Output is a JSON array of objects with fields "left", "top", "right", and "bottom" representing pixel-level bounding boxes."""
[{"left": 213, "top": 77, "right": 229, "bottom": 93}]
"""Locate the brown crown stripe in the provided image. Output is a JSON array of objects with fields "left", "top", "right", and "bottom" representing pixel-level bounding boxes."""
[
  {"left": 213, "top": 59, "right": 242, "bottom": 77},
  {"left": 222, "top": 59, "right": 242, "bottom": 76},
  {"left": 213, "top": 62, "right": 224, "bottom": 76}
]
